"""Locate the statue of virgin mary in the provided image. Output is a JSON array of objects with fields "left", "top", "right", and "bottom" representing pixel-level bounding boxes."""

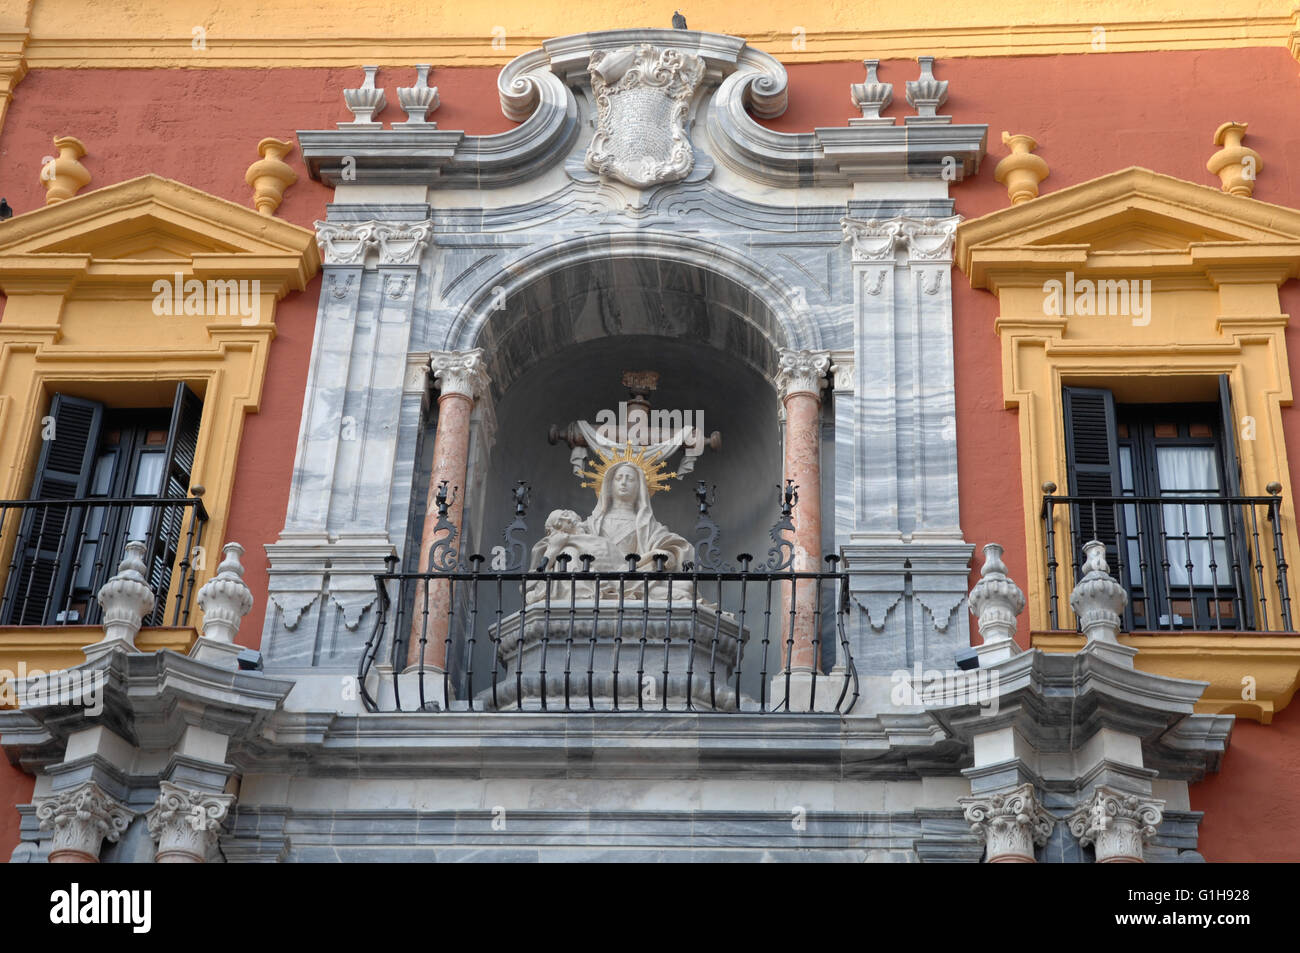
[{"left": 527, "top": 459, "right": 694, "bottom": 603}]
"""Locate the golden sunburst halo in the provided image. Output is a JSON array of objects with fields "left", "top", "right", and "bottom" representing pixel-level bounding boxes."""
[{"left": 579, "top": 443, "right": 677, "bottom": 497}]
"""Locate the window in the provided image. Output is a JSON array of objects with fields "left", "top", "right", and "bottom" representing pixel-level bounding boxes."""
[
  {"left": 1, "top": 384, "right": 202, "bottom": 626},
  {"left": 1062, "top": 376, "right": 1258, "bottom": 630}
]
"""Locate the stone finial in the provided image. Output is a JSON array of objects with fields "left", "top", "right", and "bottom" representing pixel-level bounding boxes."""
[
  {"left": 41, "top": 136, "right": 91, "bottom": 204},
  {"left": 196, "top": 542, "right": 254, "bottom": 643},
  {"left": 36, "top": 781, "right": 133, "bottom": 863},
  {"left": 93, "top": 541, "right": 156, "bottom": 653},
  {"left": 1069, "top": 540, "right": 1127, "bottom": 645},
  {"left": 430, "top": 348, "right": 490, "bottom": 401},
  {"left": 244, "top": 137, "right": 298, "bottom": 217},
  {"left": 959, "top": 783, "right": 1054, "bottom": 863},
  {"left": 398, "top": 65, "right": 440, "bottom": 125},
  {"left": 1067, "top": 785, "right": 1165, "bottom": 863},
  {"left": 849, "top": 59, "right": 892, "bottom": 126},
  {"left": 775, "top": 348, "right": 832, "bottom": 403},
  {"left": 968, "top": 542, "right": 1026, "bottom": 664},
  {"left": 1206, "top": 121, "right": 1261, "bottom": 197},
  {"left": 904, "top": 56, "right": 950, "bottom": 124},
  {"left": 146, "top": 781, "right": 235, "bottom": 863},
  {"left": 341, "top": 65, "right": 387, "bottom": 126},
  {"left": 994, "top": 132, "right": 1049, "bottom": 205}
]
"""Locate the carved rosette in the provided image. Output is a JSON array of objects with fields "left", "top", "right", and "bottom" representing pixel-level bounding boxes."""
[
  {"left": 1067, "top": 786, "right": 1165, "bottom": 863},
  {"left": 968, "top": 542, "right": 1025, "bottom": 655},
  {"left": 196, "top": 542, "right": 254, "bottom": 643},
  {"left": 36, "top": 782, "right": 133, "bottom": 863},
  {"left": 430, "top": 348, "right": 490, "bottom": 402},
  {"left": 146, "top": 782, "right": 235, "bottom": 863},
  {"left": 584, "top": 44, "right": 706, "bottom": 189},
  {"left": 314, "top": 220, "right": 434, "bottom": 266},
  {"left": 775, "top": 348, "right": 832, "bottom": 403},
  {"left": 95, "top": 540, "right": 156, "bottom": 649},
  {"left": 960, "top": 784, "right": 1054, "bottom": 862},
  {"left": 1069, "top": 540, "right": 1127, "bottom": 644}
]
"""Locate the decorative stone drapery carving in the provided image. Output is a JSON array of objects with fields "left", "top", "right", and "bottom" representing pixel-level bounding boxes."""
[
  {"left": 314, "top": 220, "right": 434, "bottom": 266},
  {"left": 1067, "top": 785, "right": 1165, "bottom": 863},
  {"left": 36, "top": 782, "right": 133, "bottom": 863},
  {"left": 146, "top": 781, "right": 235, "bottom": 863},
  {"left": 840, "top": 215, "right": 960, "bottom": 264},
  {"left": 584, "top": 44, "right": 706, "bottom": 188},
  {"left": 960, "top": 783, "right": 1054, "bottom": 862}
]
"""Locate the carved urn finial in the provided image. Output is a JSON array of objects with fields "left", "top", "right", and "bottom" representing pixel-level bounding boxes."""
[
  {"left": 94, "top": 541, "right": 156, "bottom": 652},
  {"left": 341, "top": 66, "right": 387, "bottom": 126},
  {"left": 904, "top": 56, "right": 950, "bottom": 123},
  {"left": 1069, "top": 540, "right": 1127, "bottom": 645},
  {"left": 41, "top": 136, "right": 91, "bottom": 204},
  {"left": 244, "top": 137, "right": 298, "bottom": 216},
  {"left": 994, "top": 132, "right": 1049, "bottom": 205},
  {"left": 968, "top": 542, "right": 1025, "bottom": 664},
  {"left": 196, "top": 542, "right": 254, "bottom": 644},
  {"left": 849, "top": 59, "right": 893, "bottom": 126},
  {"left": 397, "top": 65, "right": 440, "bottom": 125},
  {"left": 1207, "top": 122, "right": 1261, "bottom": 197}
]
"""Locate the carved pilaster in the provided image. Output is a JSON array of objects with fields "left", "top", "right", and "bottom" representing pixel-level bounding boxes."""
[
  {"left": 900, "top": 215, "right": 960, "bottom": 263},
  {"left": 1067, "top": 786, "right": 1165, "bottom": 863},
  {"left": 145, "top": 782, "right": 235, "bottom": 863},
  {"left": 36, "top": 782, "right": 133, "bottom": 863},
  {"left": 840, "top": 217, "right": 903, "bottom": 263},
  {"left": 375, "top": 221, "right": 433, "bottom": 265},
  {"left": 774, "top": 348, "right": 831, "bottom": 404},
  {"left": 315, "top": 220, "right": 434, "bottom": 267},
  {"left": 960, "top": 784, "right": 1054, "bottom": 862}
]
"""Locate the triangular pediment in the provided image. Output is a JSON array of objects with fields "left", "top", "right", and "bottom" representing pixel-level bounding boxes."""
[
  {"left": 0, "top": 173, "right": 316, "bottom": 262},
  {"left": 957, "top": 167, "right": 1300, "bottom": 285}
]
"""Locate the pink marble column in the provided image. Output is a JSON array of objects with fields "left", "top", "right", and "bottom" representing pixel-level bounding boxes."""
[
  {"left": 776, "top": 349, "right": 831, "bottom": 673},
  {"left": 406, "top": 349, "right": 489, "bottom": 673}
]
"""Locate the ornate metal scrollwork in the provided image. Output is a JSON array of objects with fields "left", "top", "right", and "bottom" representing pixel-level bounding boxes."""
[
  {"left": 764, "top": 480, "right": 799, "bottom": 571},
  {"left": 497, "top": 481, "right": 532, "bottom": 572},
  {"left": 426, "top": 480, "right": 462, "bottom": 572},
  {"left": 690, "top": 481, "right": 730, "bottom": 572}
]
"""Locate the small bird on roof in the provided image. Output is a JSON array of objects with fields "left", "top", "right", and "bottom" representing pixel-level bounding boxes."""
[
  {"left": 672, "top": 11, "right": 687, "bottom": 29},
  {"left": 0, "top": 198, "right": 11, "bottom": 220}
]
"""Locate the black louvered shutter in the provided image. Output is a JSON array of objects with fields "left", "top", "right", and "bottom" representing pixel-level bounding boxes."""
[
  {"left": 1062, "top": 386, "right": 1123, "bottom": 576},
  {"left": 1218, "top": 374, "right": 1255, "bottom": 628},
  {"left": 140, "top": 383, "right": 202, "bottom": 622},
  {"left": 2, "top": 394, "right": 103, "bottom": 624}
]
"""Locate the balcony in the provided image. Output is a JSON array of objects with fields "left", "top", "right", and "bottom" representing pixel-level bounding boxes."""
[
  {"left": 359, "top": 481, "right": 859, "bottom": 714},
  {"left": 0, "top": 496, "right": 208, "bottom": 629},
  {"left": 1041, "top": 490, "right": 1293, "bottom": 632}
]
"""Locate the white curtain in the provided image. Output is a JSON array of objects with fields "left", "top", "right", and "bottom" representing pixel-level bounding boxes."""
[{"left": 1157, "top": 447, "right": 1231, "bottom": 587}]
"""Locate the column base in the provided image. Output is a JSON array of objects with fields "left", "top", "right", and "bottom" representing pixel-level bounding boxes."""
[{"left": 189, "top": 636, "right": 244, "bottom": 670}]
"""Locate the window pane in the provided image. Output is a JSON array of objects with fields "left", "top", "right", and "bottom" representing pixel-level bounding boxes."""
[
  {"left": 1156, "top": 446, "right": 1219, "bottom": 493},
  {"left": 133, "top": 452, "right": 165, "bottom": 496}
]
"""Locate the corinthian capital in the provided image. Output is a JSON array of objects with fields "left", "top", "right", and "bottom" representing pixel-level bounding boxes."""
[
  {"left": 146, "top": 781, "right": 235, "bottom": 863},
  {"left": 959, "top": 783, "right": 1053, "bottom": 862},
  {"left": 36, "top": 781, "right": 133, "bottom": 862},
  {"left": 775, "top": 348, "right": 832, "bottom": 402},
  {"left": 430, "top": 348, "right": 490, "bottom": 401},
  {"left": 1067, "top": 785, "right": 1165, "bottom": 863}
]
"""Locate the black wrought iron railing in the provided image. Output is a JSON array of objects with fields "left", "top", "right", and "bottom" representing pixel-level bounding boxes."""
[
  {"left": 0, "top": 495, "right": 208, "bottom": 628},
  {"left": 1042, "top": 487, "right": 1293, "bottom": 632},
  {"left": 359, "top": 480, "right": 859, "bottom": 714}
]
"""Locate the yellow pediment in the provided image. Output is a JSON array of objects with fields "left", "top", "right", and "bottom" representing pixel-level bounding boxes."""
[
  {"left": 0, "top": 173, "right": 319, "bottom": 289},
  {"left": 958, "top": 167, "right": 1300, "bottom": 288}
]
